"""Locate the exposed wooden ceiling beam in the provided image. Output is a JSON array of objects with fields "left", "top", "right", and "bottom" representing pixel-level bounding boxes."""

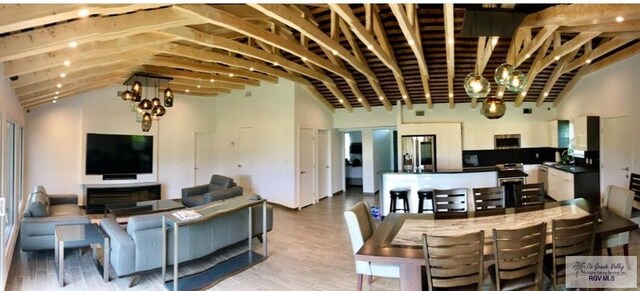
[
  {"left": 512, "top": 36, "right": 552, "bottom": 105},
  {"left": 318, "top": 43, "right": 371, "bottom": 112},
  {"left": 535, "top": 49, "right": 579, "bottom": 106},
  {"left": 581, "top": 41, "right": 640, "bottom": 76},
  {"left": 515, "top": 25, "right": 559, "bottom": 66},
  {"left": 3, "top": 32, "right": 178, "bottom": 78},
  {"left": 329, "top": 4, "right": 403, "bottom": 77},
  {"left": 170, "top": 77, "right": 244, "bottom": 90},
  {"left": 519, "top": 4, "right": 640, "bottom": 29},
  {"left": 0, "top": 4, "right": 165, "bottom": 34},
  {"left": 23, "top": 78, "right": 125, "bottom": 109},
  {"left": 249, "top": 4, "right": 376, "bottom": 81},
  {"left": 444, "top": 3, "right": 455, "bottom": 108},
  {"left": 561, "top": 37, "right": 633, "bottom": 74},
  {"left": 557, "top": 19, "right": 640, "bottom": 33},
  {"left": 160, "top": 27, "right": 333, "bottom": 84},
  {"left": 300, "top": 84, "right": 335, "bottom": 113},
  {"left": 20, "top": 72, "right": 128, "bottom": 102},
  {"left": 470, "top": 36, "right": 498, "bottom": 108},
  {"left": 174, "top": 4, "right": 354, "bottom": 83},
  {"left": 167, "top": 84, "right": 230, "bottom": 94},
  {"left": 0, "top": 6, "right": 203, "bottom": 62},
  {"left": 551, "top": 66, "right": 586, "bottom": 107},
  {"left": 148, "top": 55, "right": 278, "bottom": 83},
  {"left": 537, "top": 32, "right": 600, "bottom": 74},
  {"left": 141, "top": 65, "right": 260, "bottom": 86}
]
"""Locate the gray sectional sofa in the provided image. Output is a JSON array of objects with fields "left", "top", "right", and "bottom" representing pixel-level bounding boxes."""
[
  {"left": 100, "top": 190, "right": 273, "bottom": 278},
  {"left": 182, "top": 174, "right": 240, "bottom": 207},
  {"left": 21, "top": 186, "right": 90, "bottom": 251}
]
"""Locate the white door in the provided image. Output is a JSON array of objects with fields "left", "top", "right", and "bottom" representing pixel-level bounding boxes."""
[
  {"left": 299, "top": 128, "right": 315, "bottom": 208},
  {"left": 318, "top": 130, "right": 330, "bottom": 199},
  {"left": 194, "top": 131, "right": 215, "bottom": 185},
  {"left": 601, "top": 116, "right": 631, "bottom": 197},
  {"left": 237, "top": 127, "right": 254, "bottom": 193}
]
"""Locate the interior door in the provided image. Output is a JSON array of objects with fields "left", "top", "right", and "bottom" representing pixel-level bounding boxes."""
[
  {"left": 237, "top": 127, "right": 254, "bottom": 193},
  {"left": 299, "top": 128, "right": 315, "bottom": 208},
  {"left": 318, "top": 130, "right": 330, "bottom": 199},
  {"left": 194, "top": 131, "right": 215, "bottom": 185},
  {"left": 601, "top": 116, "right": 631, "bottom": 197}
]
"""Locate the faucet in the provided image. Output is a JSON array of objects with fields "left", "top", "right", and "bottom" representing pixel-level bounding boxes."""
[{"left": 560, "top": 150, "right": 574, "bottom": 165}]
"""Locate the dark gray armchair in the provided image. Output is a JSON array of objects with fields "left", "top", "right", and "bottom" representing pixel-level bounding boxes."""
[
  {"left": 181, "top": 175, "right": 241, "bottom": 207},
  {"left": 21, "top": 185, "right": 90, "bottom": 251}
]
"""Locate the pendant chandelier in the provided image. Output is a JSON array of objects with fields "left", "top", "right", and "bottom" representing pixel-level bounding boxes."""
[
  {"left": 121, "top": 74, "right": 174, "bottom": 132},
  {"left": 463, "top": 62, "right": 527, "bottom": 119}
]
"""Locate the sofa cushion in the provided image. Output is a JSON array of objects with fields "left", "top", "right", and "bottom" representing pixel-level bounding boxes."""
[
  {"left": 208, "top": 184, "right": 225, "bottom": 192},
  {"left": 28, "top": 192, "right": 50, "bottom": 217},
  {"left": 207, "top": 186, "right": 243, "bottom": 203},
  {"left": 33, "top": 185, "right": 50, "bottom": 206},
  {"left": 49, "top": 204, "right": 82, "bottom": 217},
  {"left": 209, "top": 175, "right": 234, "bottom": 191}
]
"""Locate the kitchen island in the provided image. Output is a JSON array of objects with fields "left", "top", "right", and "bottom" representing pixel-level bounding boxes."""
[{"left": 380, "top": 168, "right": 499, "bottom": 216}]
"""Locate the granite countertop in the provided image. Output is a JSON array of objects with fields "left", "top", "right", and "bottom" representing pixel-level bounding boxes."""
[
  {"left": 542, "top": 163, "right": 598, "bottom": 174},
  {"left": 383, "top": 167, "right": 498, "bottom": 175}
]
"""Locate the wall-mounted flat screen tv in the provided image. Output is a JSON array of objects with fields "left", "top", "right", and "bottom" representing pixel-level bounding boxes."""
[{"left": 85, "top": 133, "right": 153, "bottom": 175}]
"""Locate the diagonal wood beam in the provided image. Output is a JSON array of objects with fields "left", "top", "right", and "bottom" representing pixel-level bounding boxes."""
[
  {"left": 3, "top": 32, "right": 178, "bottom": 78},
  {"left": 470, "top": 36, "right": 499, "bottom": 108},
  {"left": 0, "top": 4, "right": 166, "bottom": 34},
  {"left": 141, "top": 65, "right": 260, "bottom": 87},
  {"left": 561, "top": 37, "right": 634, "bottom": 74},
  {"left": 338, "top": 19, "right": 392, "bottom": 111},
  {"left": 166, "top": 84, "right": 230, "bottom": 94},
  {"left": 511, "top": 36, "right": 552, "bottom": 104},
  {"left": 23, "top": 78, "right": 126, "bottom": 109},
  {"left": 160, "top": 27, "right": 332, "bottom": 84},
  {"left": 444, "top": 3, "right": 455, "bottom": 108},
  {"left": 20, "top": 72, "right": 129, "bottom": 102},
  {"left": 0, "top": 6, "right": 203, "bottom": 62},
  {"left": 174, "top": 4, "right": 354, "bottom": 83},
  {"left": 148, "top": 56, "right": 278, "bottom": 83},
  {"left": 329, "top": 4, "right": 402, "bottom": 77},
  {"left": 249, "top": 4, "right": 376, "bottom": 81},
  {"left": 390, "top": 4, "right": 433, "bottom": 107},
  {"left": 514, "top": 25, "right": 559, "bottom": 66},
  {"left": 537, "top": 32, "right": 600, "bottom": 74},
  {"left": 535, "top": 49, "right": 579, "bottom": 106},
  {"left": 170, "top": 77, "right": 244, "bottom": 90},
  {"left": 519, "top": 4, "right": 640, "bottom": 29},
  {"left": 300, "top": 84, "right": 335, "bottom": 113},
  {"left": 318, "top": 44, "right": 371, "bottom": 112},
  {"left": 557, "top": 19, "right": 640, "bottom": 33}
]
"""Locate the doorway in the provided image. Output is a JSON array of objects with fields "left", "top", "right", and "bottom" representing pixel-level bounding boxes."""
[
  {"left": 344, "top": 131, "right": 363, "bottom": 192},
  {"left": 237, "top": 127, "right": 254, "bottom": 193},
  {"left": 298, "top": 128, "right": 315, "bottom": 208},
  {"left": 317, "top": 130, "right": 331, "bottom": 200},
  {"left": 194, "top": 131, "right": 215, "bottom": 185},
  {"left": 601, "top": 116, "right": 632, "bottom": 197}
]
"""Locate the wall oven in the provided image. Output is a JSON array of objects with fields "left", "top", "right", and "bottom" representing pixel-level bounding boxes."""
[{"left": 494, "top": 134, "right": 521, "bottom": 149}]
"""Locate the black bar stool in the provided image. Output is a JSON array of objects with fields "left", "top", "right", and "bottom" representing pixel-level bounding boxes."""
[
  {"left": 417, "top": 189, "right": 433, "bottom": 213},
  {"left": 389, "top": 188, "right": 410, "bottom": 213}
]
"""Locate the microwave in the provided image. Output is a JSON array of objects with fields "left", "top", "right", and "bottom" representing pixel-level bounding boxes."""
[{"left": 494, "top": 134, "right": 521, "bottom": 149}]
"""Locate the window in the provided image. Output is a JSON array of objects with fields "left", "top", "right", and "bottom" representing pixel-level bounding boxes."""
[{"left": 4, "top": 121, "right": 15, "bottom": 239}]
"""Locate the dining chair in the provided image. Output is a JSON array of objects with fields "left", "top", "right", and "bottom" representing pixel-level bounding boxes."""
[
  {"left": 630, "top": 173, "right": 640, "bottom": 199},
  {"left": 490, "top": 222, "right": 547, "bottom": 291},
  {"left": 513, "top": 183, "right": 545, "bottom": 207},
  {"left": 602, "top": 185, "right": 634, "bottom": 256},
  {"left": 422, "top": 230, "right": 485, "bottom": 291},
  {"left": 472, "top": 186, "right": 505, "bottom": 213},
  {"left": 432, "top": 188, "right": 468, "bottom": 213},
  {"left": 344, "top": 201, "right": 399, "bottom": 291},
  {"left": 545, "top": 213, "right": 598, "bottom": 290}
]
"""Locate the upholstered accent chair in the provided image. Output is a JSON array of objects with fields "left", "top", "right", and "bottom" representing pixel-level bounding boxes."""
[{"left": 181, "top": 174, "right": 241, "bottom": 207}]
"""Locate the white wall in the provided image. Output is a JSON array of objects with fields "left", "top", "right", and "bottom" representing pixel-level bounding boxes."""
[
  {"left": 361, "top": 129, "right": 374, "bottom": 193},
  {"left": 557, "top": 54, "right": 640, "bottom": 174},
  {"left": 25, "top": 85, "right": 216, "bottom": 202},
  {"left": 334, "top": 106, "right": 396, "bottom": 129}
]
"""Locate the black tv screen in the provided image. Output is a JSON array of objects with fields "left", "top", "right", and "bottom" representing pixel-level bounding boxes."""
[{"left": 85, "top": 133, "right": 153, "bottom": 175}]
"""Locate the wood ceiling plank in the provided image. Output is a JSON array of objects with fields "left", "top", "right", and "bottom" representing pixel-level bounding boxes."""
[
  {"left": 0, "top": 6, "right": 203, "bottom": 62},
  {"left": 552, "top": 66, "right": 587, "bottom": 107},
  {"left": 0, "top": 4, "right": 165, "bottom": 34},
  {"left": 329, "top": 4, "right": 403, "bottom": 77},
  {"left": 444, "top": 3, "right": 455, "bottom": 108},
  {"left": 389, "top": 3, "right": 432, "bottom": 107},
  {"left": 249, "top": 4, "right": 376, "bottom": 80},
  {"left": 3, "top": 32, "right": 178, "bottom": 78},
  {"left": 520, "top": 4, "right": 640, "bottom": 29},
  {"left": 161, "top": 27, "right": 332, "bottom": 84},
  {"left": 512, "top": 36, "right": 553, "bottom": 105},
  {"left": 535, "top": 49, "right": 579, "bottom": 106},
  {"left": 23, "top": 78, "right": 125, "bottom": 109},
  {"left": 142, "top": 65, "right": 259, "bottom": 86},
  {"left": 20, "top": 73, "right": 127, "bottom": 102},
  {"left": 538, "top": 32, "right": 600, "bottom": 74},
  {"left": 175, "top": 4, "right": 354, "bottom": 83},
  {"left": 562, "top": 37, "right": 633, "bottom": 74},
  {"left": 167, "top": 83, "right": 230, "bottom": 94},
  {"left": 170, "top": 77, "right": 244, "bottom": 90},
  {"left": 148, "top": 55, "right": 278, "bottom": 83}
]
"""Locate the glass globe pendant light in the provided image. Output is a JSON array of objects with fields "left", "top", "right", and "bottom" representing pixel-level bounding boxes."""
[
  {"left": 506, "top": 69, "right": 527, "bottom": 92},
  {"left": 164, "top": 88, "right": 174, "bottom": 107},
  {"left": 120, "top": 90, "right": 133, "bottom": 101},
  {"left": 141, "top": 112, "right": 152, "bottom": 132},
  {"left": 494, "top": 63, "right": 514, "bottom": 85},
  {"left": 138, "top": 98, "right": 152, "bottom": 111},
  {"left": 464, "top": 72, "right": 491, "bottom": 98},
  {"left": 131, "top": 80, "right": 143, "bottom": 97},
  {"left": 481, "top": 97, "right": 506, "bottom": 119}
]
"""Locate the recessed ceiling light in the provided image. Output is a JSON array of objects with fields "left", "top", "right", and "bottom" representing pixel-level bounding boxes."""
[
  {"left": 554, "top": 56, "right": 560, "bottom": 61},
  {"left": 197, "top": 85, "right": 201, "bottom": 88},
  {"left": 185, "top": 89, "right": 190, "bottom": 93},
  {"left": 273, "top": 62, "right": 278, "bottom": 66},
  {"left": 249, "top": 67, "right": 254, "bottom": 71},
  {"left": 55, "top": 91, "right": 59, "bottom": 95},
  {"left": 521, "top": 92, "right": 527, "bottom": 97},
  {"left": 54, "top": 96, "right": 58, "bottom": 100},
  {"left": 68, "top": 41, "right": 78, "bottom": 48},
  {"left": 229, "top": 73, "right": 234, "bottom": 77},
  {"left": 524, "top": 54, "right": 530, "bottom": 59},
  {"left": 426, "top": 93, "right": 430, "bottom": 98},
  {"left": 402, "top": 95, "right": 407, "bottom": 99},
  {"left": 367, "top": 45, "right": 373, "bottom": 50},
  {"left": 378, "top": 96, "right": 383, "bottom": 100},
  {"left": 53, "top": 100, "right": 57, "bottom": 103},
  {"left": 491, "top": 38, "right": 498, "bottom": 46},
  {"left": 357, "top": 98, "right": 362, "bottom": 102},
  {"left": 78, "top": 9, "right": 90, "bottom": 18},
  {"left": 498, "top": 91, "right": 504, "bottom": 97},
  {"left": 543, "top": 92, "right": 549, "bottom": 97},
  {"left": 408, "top": 40, "right": 415, "bottom": 46},
  {"left": 585, "top": 59, "right": 592, "bottom": 64},
  {"left": 449, "top": 93, "right": 453, "bottom": 98},
  {"left": 60, "top": 73, "right": 66, "bottom": 78},
  {"left": 332, "top": 50, "right": 338, "bottom": 55},
  {"left": 448, "top": 38, "right": 454, "bottom": 45},
  {"left": 339, "top": 99, "right": 344, "bottom": 104},
  {"left": 210, "top": 79, "right": 214, "bottom": 83},
  {"left": 63, "top": 60, "right": 71, "bottom": 66},
  {"left": 301, "top": 57, "right": 307, "bottom": 62},
  {"left": 616, "top": 16, "right": 624, "bottom": 23},
  {"left": 56, "top": 83, "right": 62, "bottom": 88}
]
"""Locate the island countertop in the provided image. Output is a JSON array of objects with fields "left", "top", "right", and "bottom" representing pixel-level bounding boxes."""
[{"left": 382, "top": 166, "right": 498, "bottom": 175}]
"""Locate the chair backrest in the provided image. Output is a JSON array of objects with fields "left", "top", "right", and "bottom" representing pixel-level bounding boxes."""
[
  {"left": 492, "top": 222, "right": 547, "bottom": 291},
  {"left": 422, "top": 231, "right": 485, "bottom": 291},
  {"left": 432, "top": 188, "right": 468, "bottom": 213},
  {"left": 629, "top": 173, "right": 640, "bottom": 199},
  {"left": 551, "top": 213, "right": 598, "bottom": 288},
  {"left": 513, "top": 183, "right": 545, "bottom": 207},
  {"left": 344, "top": 201, "right": 376, "bottom": 255},
  {"left": 603, "top": 185, "right": 634, "bottom": 219},
  {"left": 472, "top": 186, "right": 505, "bottom": 211}
]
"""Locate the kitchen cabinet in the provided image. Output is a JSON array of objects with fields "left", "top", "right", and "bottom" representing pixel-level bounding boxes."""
[
  {"left": 548, "top": 120, "right": 569, "bottom": 148},
  {"left": 462, "top": 123, "right": 493, "bottom": 150},
  {"left": 545, "top": 166, "right": 600, "bottom": 203},
  {"left": 462, "top": 122, "right": 548, "bottom": 150},
  {"left": 548, "top": 167, "right": 574, "bottom": 201},
  {"left": 523, "top": 164, "right": 539, "bottom": 183},
  {"left": 573, "top": 116, "right": 599, "bottom": 151},
  {"left": 521, "top": 122, "right": 548, "bottom": 148}
]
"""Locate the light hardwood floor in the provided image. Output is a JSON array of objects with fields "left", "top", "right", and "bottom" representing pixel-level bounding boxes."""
[{"left": 6, "top": 188, "right": 640, "bottom": 291}]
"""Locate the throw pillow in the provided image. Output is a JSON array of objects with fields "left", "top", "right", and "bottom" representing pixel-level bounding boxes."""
[{"left": 29, "top": 192, "right": 49, "bottom": 217}]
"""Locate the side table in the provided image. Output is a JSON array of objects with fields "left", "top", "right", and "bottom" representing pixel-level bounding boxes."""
[{"left": 54, "top": 223, "right": 110, "bottom": 287}]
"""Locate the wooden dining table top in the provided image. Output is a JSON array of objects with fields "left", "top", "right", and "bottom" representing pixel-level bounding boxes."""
[{"left": 356, "top": 198, "right": 639, "bottom": 265}]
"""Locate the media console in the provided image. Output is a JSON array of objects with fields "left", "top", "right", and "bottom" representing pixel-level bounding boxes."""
[{"left": 84, "top": 183, "right": 161, "bottom": 214}]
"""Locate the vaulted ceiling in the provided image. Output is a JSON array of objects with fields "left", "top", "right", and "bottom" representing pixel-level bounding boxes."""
[{"left": 2, "top": 4, "right": 639, "bottom": 111}]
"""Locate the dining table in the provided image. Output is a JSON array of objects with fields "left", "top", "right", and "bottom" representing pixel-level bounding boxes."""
[{"left": 356, "top": 198, "right": 639, "bottom": 291}]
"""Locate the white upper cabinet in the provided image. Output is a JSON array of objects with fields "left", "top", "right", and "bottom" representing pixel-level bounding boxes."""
[
  {"left": 463, "top": 122, "right": 549, "bottom": 150},
  {"left": 548, "top": 120, "right": 569, "bottom": 148},
  {"left": 572, "top": 116, "right": 599, "bottom": 151},
  {"left": 462, "top": 123, "right": 494, "bottom": 150}
]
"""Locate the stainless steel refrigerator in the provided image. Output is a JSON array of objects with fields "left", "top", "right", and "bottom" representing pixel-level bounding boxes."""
[{"left": 401, "top": 135, "right": 436, "bottom": 172}]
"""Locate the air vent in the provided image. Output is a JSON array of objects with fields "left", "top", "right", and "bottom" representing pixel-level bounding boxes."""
[
  {"left": 416, "top": 110, "right": 425, "bottom": 116},
  {"left": 245, "top": 91, "right": 252, "bottom": 97},
  {"left": 523, "top": 108, "right": 532, "bottom": 114},
  {"left": 117, "top": 91, "right": 123, "bottom": 97}
]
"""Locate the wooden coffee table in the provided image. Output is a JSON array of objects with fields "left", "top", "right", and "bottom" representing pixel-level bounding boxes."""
[{"left": 105, "top": 199, "right": 185, "bottom": 223}]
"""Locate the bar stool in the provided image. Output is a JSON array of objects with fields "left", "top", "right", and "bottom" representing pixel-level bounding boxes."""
[
  {"left": 389, "top": 188, "right": 410, "bottom": 213},
  {"left": 417, "top": 189, "right": 433, "bottom": 213}
]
